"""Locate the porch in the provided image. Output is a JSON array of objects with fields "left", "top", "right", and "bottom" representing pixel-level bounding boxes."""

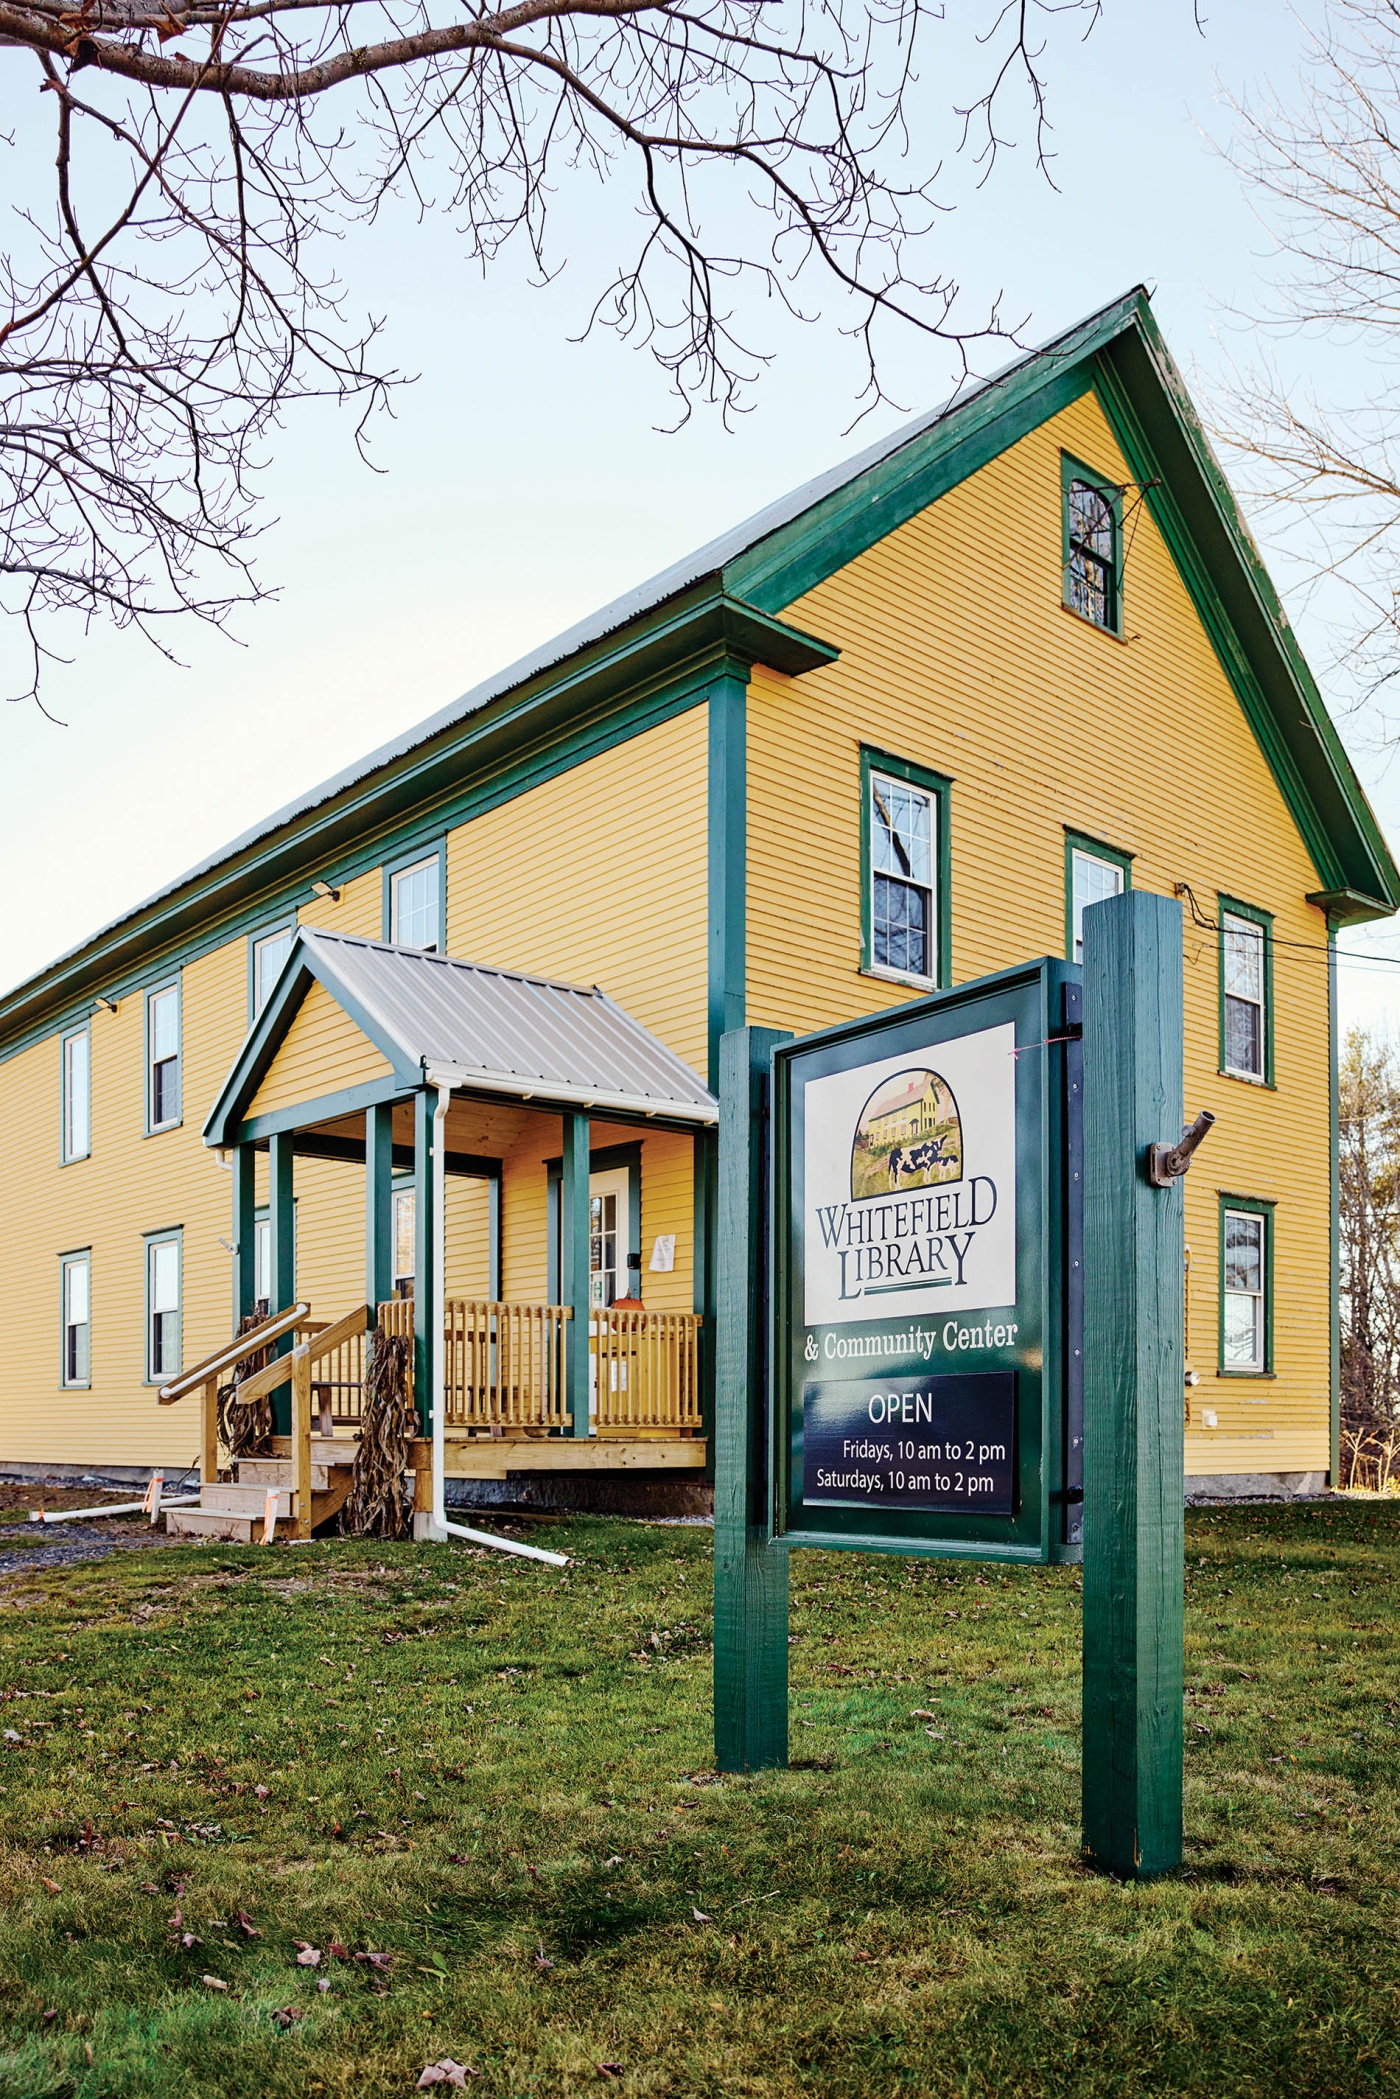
[{"left": 182, "top": 930, "right": 717, "bottom": 1534}]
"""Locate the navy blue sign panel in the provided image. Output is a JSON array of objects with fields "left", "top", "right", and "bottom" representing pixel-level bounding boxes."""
[
  {"left": 802, "top": 1372, "right": 1016, "bottom": 1514},
  {"left": 770, "top": 957, "right": 1079, "bottom": 1563}
]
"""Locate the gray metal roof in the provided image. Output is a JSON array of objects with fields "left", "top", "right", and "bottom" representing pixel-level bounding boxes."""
[{"left": 301, "top": 930, "right": 717, "bottom": 1123}]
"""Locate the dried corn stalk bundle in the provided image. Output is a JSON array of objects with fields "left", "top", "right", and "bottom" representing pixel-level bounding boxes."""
[
  {"left": 218, "top": 1311, "right": 274, "bottom": 1459},
  {"left": 343, "top": 1328, "right": 414, "bottom": 1538}
]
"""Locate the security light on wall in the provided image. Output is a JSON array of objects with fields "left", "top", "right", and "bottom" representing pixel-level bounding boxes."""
[
  {"left": 311, "top": 879, "right": 341, "bottom": 903},
  {"left": 94, "top": 994, "right": 118, "bottom": 1014}
]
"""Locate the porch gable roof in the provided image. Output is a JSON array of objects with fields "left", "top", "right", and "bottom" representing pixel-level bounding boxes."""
[{"left": 204, "top": 928, "right": 719, "bottom": 1145}]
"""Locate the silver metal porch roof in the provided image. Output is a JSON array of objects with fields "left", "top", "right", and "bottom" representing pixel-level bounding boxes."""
[{"left": 302, "top": 930, "right": 717, "bottom": 1123}]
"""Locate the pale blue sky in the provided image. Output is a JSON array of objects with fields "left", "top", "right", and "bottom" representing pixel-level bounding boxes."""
[{"left": 7, "top": 0, "right": 1400, "bottom": 1034}]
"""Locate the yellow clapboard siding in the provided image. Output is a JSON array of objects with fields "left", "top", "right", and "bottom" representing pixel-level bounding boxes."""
[
  {"left": 247, "top": 979, "right": 393, "bottom": 1120},
  {"left": 746, "top": 389, "right": 1333, "bottom": 1476},
  {"left": 445, "top": 705, "right": 710, "bottom": 1078}
]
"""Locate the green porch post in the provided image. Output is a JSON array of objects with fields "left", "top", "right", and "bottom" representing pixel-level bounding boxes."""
[
  {"left": 413, "top": 1088, "right": 436, "bottom": 1439},
  {"left": 714, "top": 1024, "right": 790, "bottom": 1773},
  {"left": 231, "top": 1142, "right": 257, "bottom": 1324},
  {"left": 366, "top": 1100, "right": 394, "bottom": 1309},
  {"left": 1081, "top": 888, "right": 1186, "bottom": 1878},
  {"left": 561, "top": 1111, "right": 592, "bottom": 1436},
  {"left": 268, "top": 1130, "right": 297, "bottom": 1437},
  {"left": 707, "top": 670, "right": 748, "bottom": 1094}
]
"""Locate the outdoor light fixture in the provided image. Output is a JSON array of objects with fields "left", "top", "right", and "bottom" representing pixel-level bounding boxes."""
[
  {"left": 94, "top": 994, "right": 118, "bottom": 1014},
  {"left": 312, "top": 879, "right": 341, "bottom": 903}
]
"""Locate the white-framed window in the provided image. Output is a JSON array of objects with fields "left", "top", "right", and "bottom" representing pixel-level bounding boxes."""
[
  {"left": 146, "top": 983, "right": 181, "bottom": 1130},
  {"left": 1222, "top": 910, "right": 1267, "bottom": 1079},
  {"left": 1069, "top": 849, "right": 1126, "bottom": 965},
  {"left": 61, "top": 1025, "right": 91, "bottom": 1162},
  {"left": 1222, "top": 1208, "right": 1267, "bottom": 1373},
  {"left": 254, "top": 1215, "right": 272, "bottom": 1307},
  {"left": 61, "top": 1251, "right": 91, "bottom": 1388},
  {"left": 146, "top": 1232, "right": 182, "bottom": 1383},
  {"left": 390, "top": 857, "right": 440, "bottom": 951},
  {"left": 252, "top": 927, "right": 295, "bottom": 1017},
  {"left": 393, "top": 1186, "right": 416, "bottom": 1295},
  {"left": 870, "top": 771, "right": 935, "bottom": 982}
]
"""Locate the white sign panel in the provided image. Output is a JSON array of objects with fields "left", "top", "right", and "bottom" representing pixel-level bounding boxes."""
[{"left": 802, "top": 1021, "right": 1017, "bottom": 1327}]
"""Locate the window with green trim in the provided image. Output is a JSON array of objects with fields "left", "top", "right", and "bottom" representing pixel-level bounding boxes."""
[
  {"left": 1220, "top": 1198, "right": 1273, "bottom": 1375},
  {"left": 145, "top": 1229, "right": 182, "bottom": 1384},
  {"left": 860, "top": 748, "right": 951, "bottom": 989},
  {"left": 145, "top": 981, "right": 181, "bottom": 1132},
  {"left": 60, "top": 1250, "right": 91, "bottom": 1388},
  {"left": 61, "top": 1023, "right": 91, "bottom": 1163},
  {"left": 1064, "top": 832, "right": 1132, "bottom": 964},
  {"left": 249, "top": 921, "right": 296, "bottom": 1021},
  {"left": 383, "top": 844, "right": 445, "bottom": 952},
  {"left": 1062, "top": 455, "right": 1122, "bottom": 634},
  {"left": 1218, "top": 896, "right": 1273, "bottom": 1083}
]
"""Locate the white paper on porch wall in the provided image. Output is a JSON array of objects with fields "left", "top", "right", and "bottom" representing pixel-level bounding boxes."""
[{"left": 649, "top": 1235, "right": 676, "bottom": 1272}]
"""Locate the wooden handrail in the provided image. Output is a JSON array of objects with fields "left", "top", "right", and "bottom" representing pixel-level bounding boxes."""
[
  {"left": 233, "top": 1303, "right": 372, "bottom": 1408},
  {"left": 158, "top": 1301, "right": 310, "bottom": 1405}
]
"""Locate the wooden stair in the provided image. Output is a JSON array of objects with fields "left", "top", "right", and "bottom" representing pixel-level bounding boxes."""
[{"left": 166, "top": 1438, "right": 358, "bottom": 1543}]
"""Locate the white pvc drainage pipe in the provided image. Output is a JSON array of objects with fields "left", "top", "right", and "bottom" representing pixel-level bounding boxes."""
[{"left": 423, "top": 1070, "right": 568, "bottom": 1571}]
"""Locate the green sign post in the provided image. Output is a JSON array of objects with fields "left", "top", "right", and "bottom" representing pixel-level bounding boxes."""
[{"left": 713, "top": 890, "right": 1189, "bottom": 1877}]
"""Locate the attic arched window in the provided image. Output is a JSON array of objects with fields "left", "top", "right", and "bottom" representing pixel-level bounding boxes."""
[{"left": 1063, "top": 462, "right": 1121, "bottom": 634}]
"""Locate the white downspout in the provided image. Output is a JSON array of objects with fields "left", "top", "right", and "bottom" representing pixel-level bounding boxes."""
[{"left": 422, "top": 1069, "right": 567, "bottom": 1570}]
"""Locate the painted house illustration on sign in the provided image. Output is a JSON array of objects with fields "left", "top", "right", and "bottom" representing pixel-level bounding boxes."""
[{"left": 2, "top": 284, "right": 1395, "bottom": 1527}]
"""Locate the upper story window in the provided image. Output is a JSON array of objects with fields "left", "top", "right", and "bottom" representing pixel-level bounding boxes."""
[
  {"left": 146, "top": 1231, "right": 182, "bottom": 1383},
  {"left": 251, "top": 926, "right": 295, "bottom": 1017},
  {"left": 61, "top": 1025, "right": 91, "bottom": 1162},
  {"left": 61, "top": 1251, "right": 91, "bottom": 1388},
  {"left": 389, "top": 855, "right": 440, "bottom": 951},
  {"left": 862, "top": 751, "right": 949, "bottom": 989},
  {"left": 1062, "top": 456, "right": 1122, "bottom": 635},
  {"left": 1065, "top": 834, "right": 1132, "bottom": 964},
  {"left": 1220, "top": 901, "right": 1272, "bottom": 1083},
  {"left": 146, "top": 983, "right": 181, "bottom": 1131}
]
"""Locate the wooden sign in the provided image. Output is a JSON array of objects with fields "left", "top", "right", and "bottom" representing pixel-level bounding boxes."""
[{"left": 769, "top": 958, "right": 1079, "bottom": 1563}]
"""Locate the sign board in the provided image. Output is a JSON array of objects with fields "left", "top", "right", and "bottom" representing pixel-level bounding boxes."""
[{"left": 769, "top": 958, "right": 1079, "bottom": 1563}]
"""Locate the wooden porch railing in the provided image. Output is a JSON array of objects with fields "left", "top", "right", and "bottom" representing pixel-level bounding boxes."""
[
  {"left": 592, "top": 1306, "right": 703, "bottom": 1434},
  {"left": 442, "top": 1300, "right": 571, "bottom": 1434},
  {"left": 157, "top": 1301, "right": 311, "bottom": 1487}
]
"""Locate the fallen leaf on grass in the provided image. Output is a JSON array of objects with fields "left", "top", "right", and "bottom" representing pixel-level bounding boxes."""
[
  {"left": 40, "top": 1878, "right": 61, "bottom": 1894},
  {"left": 254, "top": 1785, "right": 271, "bottom": 1800},
  {"left": 534, "top": 1941, "right": 554, "bottom": 1972},
  {"left": 417, "top": 2060, "right": 478, "bottom": 2087},
  {"left": 271, "top": 2006, "right": 305, "bottom": 2030},
  {"left": 180, "top": 1932, "right": 203, "bottom": 1950},
  {"left": 354, "top": 1950, "right": 393, "bottom": 1971},
  {"left": 597, "top": 2066, "right": 623, "bottom": 2078},
  {"left": 4, "top": 1729, "right": 21, "bottom": 1743},
  {"left": 41, "top": 2009, "right": 58, "bottom": 2023},
  {"left": 316, "top": 1978, "right": 332, "bottom": 1993},
  {"left": 293, "top": 1941, "right": 322, "bottom": 1967},
  {"left": 327, "top": 1940, "right": 349, "bottom": 1959},
  {"left": 603, "top": 1856, "right": 623, "bottom": 1868},
  {"left": 910, "top": 1709, "right": 938, "bottom": 1720},
  {"left": 692, "top": 1908, "right": 711, "bottom": 1924},
  {"left": 234, "top": 1911, "right": 260, "bottom": 1939},
  {"left": 200, "top": 1975, "right": 228, "bottom": 1991}
]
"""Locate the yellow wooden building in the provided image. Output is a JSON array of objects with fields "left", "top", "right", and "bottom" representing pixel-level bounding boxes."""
[{"left": 1, "top": 286, "right": 1394, "bottom": 1526}]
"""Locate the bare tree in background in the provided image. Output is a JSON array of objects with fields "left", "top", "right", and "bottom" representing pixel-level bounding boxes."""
[
  {"left": 1215, "top": 0, "right": 1400, "bottom": 721},
  {"left": 0, "top": 0, "right": 1109, "bottom": 706},
  {"left": 1340, "top": 1026, "right": 1400, "bottom": 1489}
]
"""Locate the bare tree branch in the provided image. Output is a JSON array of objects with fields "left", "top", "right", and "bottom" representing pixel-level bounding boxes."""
[{"left": 0, "top": 0, "right": 1111, "bottom": 703}]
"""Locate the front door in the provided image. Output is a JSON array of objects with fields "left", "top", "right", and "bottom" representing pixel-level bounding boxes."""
[{"left": 589, "top": 1168, "right": 630, "bottom": 1426}]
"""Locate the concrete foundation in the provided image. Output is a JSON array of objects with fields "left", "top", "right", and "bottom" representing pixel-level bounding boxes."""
[{"left": 1185, "top": 1470, "right": 1330, "bottom": 1502}]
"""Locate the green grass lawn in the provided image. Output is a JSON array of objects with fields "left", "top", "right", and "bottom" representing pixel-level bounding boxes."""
[{"left": 0, "top": 1501, "right": 1396, "bottom": 2097}]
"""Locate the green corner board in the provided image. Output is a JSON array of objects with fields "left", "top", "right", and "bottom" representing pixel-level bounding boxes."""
[{"left": 3, "top": 288, "right": 1395, "bottom": 1071}]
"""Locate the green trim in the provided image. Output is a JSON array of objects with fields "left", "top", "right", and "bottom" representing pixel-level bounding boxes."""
[
  {"left": 143, "top": 1225, "right": 183, "bottom": 1387},
  {"left": 143, "top": 977, "right": 182, "bottom": 1137},
  {"left": 0, "top": 594, "right": 835, "bottom": 1071},
  {"left": 411, "top": 1090, "right": 434, "bottom": 1436},
  {"left": 1216, "top": 893, "right": 1274, "bottom": 1087},
  {"left": 59, "top": 1247, "right": 92, "bottom": 1391},
  {"left": 561, "top": 1111, "right": 592, "bottom": 1435},
  {"left": 235, "top": 1075, "right": 407, "bottom": 1146},
  {"left": 1063, "top": 829, "right": 1133, "bottom": 964},
  {"left": 382, "top": 837, "right": 447, "bottom": 950},
  {"left": 546, "top": 1140, "right": 644, "bottom": 1304},
  {"left": 232, "top": 1143, "right": 257, "bottom": 1323},
  {"left": 1328, "top": 925, "right": 1341, "bottom": 1482},
  {"left": 59, "top": 1019, "right": 91, "bottom": 1166},
  {"left": 246, "top": 913, "right": 298, "bottom": 1028},
  {"left": 1217, "top": 1194, "right": 1274, "bottom": 1378},
  {"left": 1060, "top": 451, "right": 1123, "bottom": 636},
  {"left": 708, "top": 671, "right": 749, "bottom": 1092},
  {"left": 859, "top": 744, "right": 953, "bottom": 990}
]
